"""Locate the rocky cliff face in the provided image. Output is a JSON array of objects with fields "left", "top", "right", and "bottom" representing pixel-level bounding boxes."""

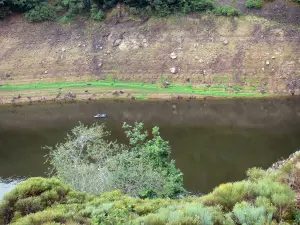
[{"left": 0, "top": 3, "right": 299, "bottom": 95}]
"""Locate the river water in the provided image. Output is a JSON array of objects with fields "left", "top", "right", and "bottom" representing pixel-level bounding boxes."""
[{"left": 1, "top": 97, "right": 300, "bottom": 198}]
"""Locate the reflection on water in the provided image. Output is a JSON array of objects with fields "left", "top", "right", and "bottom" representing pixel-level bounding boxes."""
[
  {"left": 0, "top": 97, "right": 300, "bottom": 198},
  {"left": 0, "top": 178, "right": 23, "bottom": 200}
]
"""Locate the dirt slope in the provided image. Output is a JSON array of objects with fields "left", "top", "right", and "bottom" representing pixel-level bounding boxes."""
[{"left": 0, "top": 2, "right": 300, "bottom": 95}]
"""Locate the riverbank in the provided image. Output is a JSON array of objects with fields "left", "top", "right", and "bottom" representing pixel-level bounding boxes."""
[
  {"left": 0, "top": 79, "right": 272, "bottom": 105},
  {"left": 1, "top": 13, "right": 299, "bottom": 100}
]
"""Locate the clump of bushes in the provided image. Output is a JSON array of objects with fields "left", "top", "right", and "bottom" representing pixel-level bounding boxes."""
[
  {"left": 55, "top": 0, "right": 85, "bottom": 18},
  {"left": 180, "top": 0, "right": 215, "bottom": 15},
  {"left": 1, "top": 0, "right": 241, "bottom": 21},
  {"left": 0, "top": 178, "right": 70, "bottom": 224},
  {"left": 231, "top": 201, "right": 273, "bottom": 225},
  {"left": 246, "top": 0, "right": 262, "bottom": 8},
  {"left": 46, "top": 122, "right": 185, "bottom": 198},
  {"left": 213, "top": 5, "right": 239, "bottom": 16},
  {"left": 24, "top": 3, "right": 57, "bottom": 22},
  {"left": 90, "top": 4, "right": 104, "bottom": 21}
]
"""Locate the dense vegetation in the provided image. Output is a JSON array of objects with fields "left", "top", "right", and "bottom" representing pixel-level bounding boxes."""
[
  {"left": 45, "top": 122, "right": 185, "bottom": 198},
  {"left": 0, "top": 123, "right": 300, "bottom": 224},
  {"left": 0, "top": 0, "right": 239, "bottom": 21}
]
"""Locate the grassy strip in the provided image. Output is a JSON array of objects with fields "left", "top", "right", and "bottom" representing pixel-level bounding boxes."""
[{"left": 0, "top": 80, "right": 266, "bottom": 97}]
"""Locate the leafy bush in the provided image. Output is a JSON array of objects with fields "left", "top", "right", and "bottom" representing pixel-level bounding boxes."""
[
  {"left": 232, "top": 202, "right": 273, "bottom": 225},
  {"left": 213, "top": 5, "right": 239, "bottom": 16},
  {"left": 202, "top": 181, "right": 254, "bottom": 209},
  {"left": 46, "top": 122, "right": 185, "bottom": 198},
  {"left": 180, "top": 0, "right": 215, "bottom": 14},
  {"left": 57, "top": 0, "right": 85, "bottom": 17},
  {"left": 91, "top": 4, "right": 104, "bottom": 21},
  {"left": 24, "top": 3, "right": 56, "bottom": 22},
  {"left": 247, "top": 167, "right": 267, "bottom": 181},
  {"left": 0, "top": 178, "right": 70, "bottom": 224},
  {"left": 246, "top": 0, "right": 262, "bottom": 8},
  {"left": 135, "top": 203, "right": 227, "bottom": 225}
]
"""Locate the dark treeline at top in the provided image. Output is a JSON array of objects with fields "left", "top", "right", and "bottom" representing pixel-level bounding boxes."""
[{"left": 0, "top": 0, "right": 239, "bottom": 22}]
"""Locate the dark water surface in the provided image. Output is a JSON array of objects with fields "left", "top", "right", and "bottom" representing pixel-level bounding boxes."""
[{"left": 1, "top": 97, "right": 300, "bottom": 198}]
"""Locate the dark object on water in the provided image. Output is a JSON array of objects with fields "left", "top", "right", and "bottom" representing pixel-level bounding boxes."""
[{"left": 94, "top": 113, "right": 107, "bottom": 118}]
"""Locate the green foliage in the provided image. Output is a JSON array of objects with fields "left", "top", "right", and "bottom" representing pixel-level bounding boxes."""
[
  {"left": 213, "top": 5, "right": 239, "bottom": 16},
  {"left": 24, "top": 3, "right": 56, "bottom": 22},
  {"left": 180, "top": 0, "right": 215, "bottom": 14},
  {"left": 0, "top": 178, "right": 70, "bottom": 224},
  {"left": 46, "top": 122, "right": 185, "bottom": 198},
  {"left": 247, "top": 167, "right": 267, "bottom": 181},
  {"left": 56, "top": 0, "right": 85, "bottom": 17},
  {"left": 232, "top": 202, "right": 273, "bottom": 225},
  {"left": 202, "top": 181, "right": 254, "bottom": 209},
  {"left": 0, "top": 0, "right": 11, "bottom": 19},
  {"left": 135, "top": 203, "right": 226, "bottom": 225},
  {"left": 254, "top": 179, "right": 295, "bottom": 209},
  {"left": 11, "top": 0, "right": 41, "bottom": 11},
  {"left": 202, "top": 177, "right": 296, "bottom": 221},
  {"left": 246, "top": 0, "right": 262, "bottom": 8},
  {"left": 91, "top": 3, "right": 104, "bottom": 20}
]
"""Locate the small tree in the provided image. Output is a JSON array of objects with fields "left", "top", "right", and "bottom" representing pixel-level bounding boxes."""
[
  {"left": 46, "top": 122, "right": 185, "bottom": 198},
  {"left": 25, "top": 3, "right": 57, "bottom": 22}
]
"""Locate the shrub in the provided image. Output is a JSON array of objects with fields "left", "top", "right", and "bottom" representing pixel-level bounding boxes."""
[
  {"left": 180, "top": 0, "right": 215, "bottom": 14},
  {"left": 58, "top": 0, "right": 85, "bottom": 17},
  {"left": 135, "top": 203, "right": 226, "bottom": 225},
  {"left": 232, "top": 202, "right": 273, "bottom": 225},
  {"left": 24, "top": 3, "right": 56, "bottom": 22},
  {"left": 10, "top": 204, "right": 90, "bottom": 225},
  {"left": 46, "top": 122, "right": 185, "bottom": 198},
  {"left": 254, "top": 179, "right": 296, "bottom": 219},
  {"left": 246, "top": 0, "right": 262, "bottom": 8},
  {"left": 202, "top": 181, "right": 254, "bottom": 209},
  {"left": 213, "top": 5, "right": 239, "bottom": 16},
  {"left": 254, "top": 196, "right": 277, "bottom": 215},
  {"left": 91, "top": 4, "right": 104, "bottom": 21},
  {"left": 247, "top": 167, "right": 267, "bottom": 181},
  {"left": 0, "top": 178, "right": 70, "bottom": 224}
]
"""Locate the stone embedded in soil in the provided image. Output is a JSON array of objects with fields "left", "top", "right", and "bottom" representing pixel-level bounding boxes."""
[
  {"left": 44, "top": 71, "right": 48, "bottom": 74},
  {"left": 223, "top": 40, "right": 229, "bottom": 45},
  {"left": 266, "top": 60, "right": 270, "bottom": 65},
  {"left": 170, "top": 67, "right": 177, "bottom": 74},
  {"left": 113, "top": 39, "right": 122, "bottom": 47},
  {"left": 62, "top": 47, "right": 66, "bottom": 52},
  {"left": 170, "top": 52, "right": 177, "bottom": 59}
]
